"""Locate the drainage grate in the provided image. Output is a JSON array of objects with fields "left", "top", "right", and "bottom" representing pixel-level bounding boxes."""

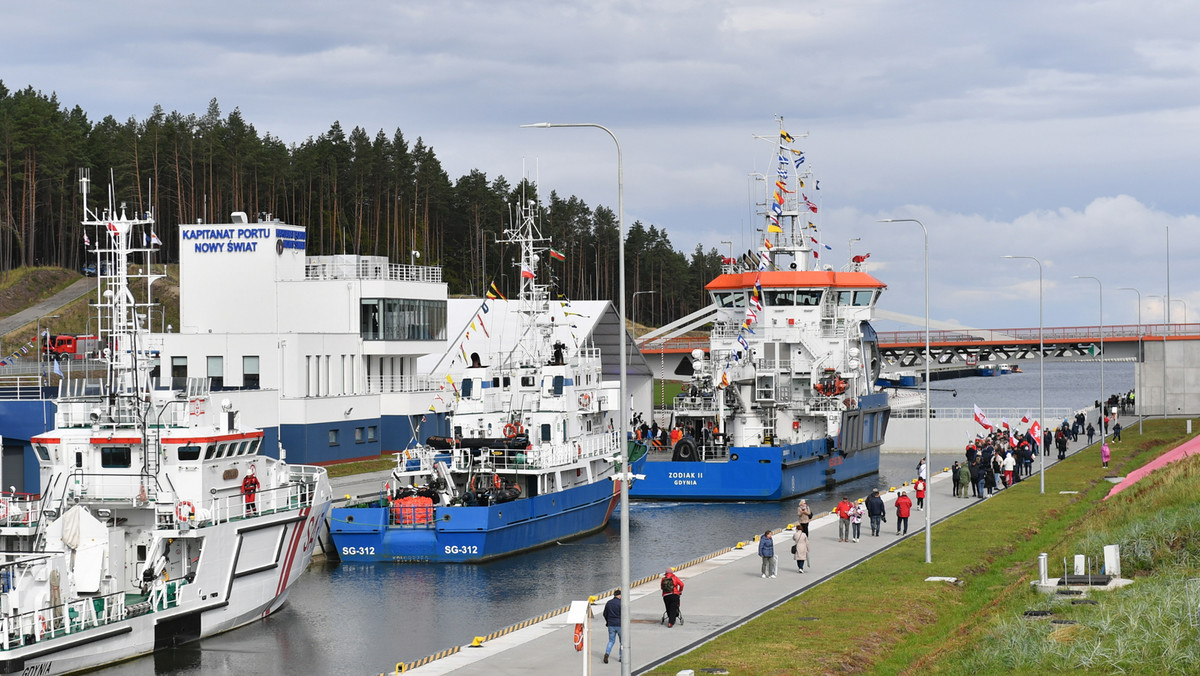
[
  {"left": 1071, "top": 599, "right": 1098, "bottom": 605},
  {"left": 1023, "top": 610, "right": 1053, "bottom": 617}
]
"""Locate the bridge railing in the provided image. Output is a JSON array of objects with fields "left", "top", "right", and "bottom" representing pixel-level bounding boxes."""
[{"left": 875, "top": 323, "right": 1198, "bottom": 345}]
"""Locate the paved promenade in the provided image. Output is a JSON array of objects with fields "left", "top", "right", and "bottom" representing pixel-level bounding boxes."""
[{"left": 396, "top": 412, "right": 1129, "bottom": 676}]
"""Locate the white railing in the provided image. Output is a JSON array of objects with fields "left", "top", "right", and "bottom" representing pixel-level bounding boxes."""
[
  {"left": 365, "top": 374, "right": 442, "bottom": 394},
  {"left": 449, "top": 431, "right": 620, "bottom": 472},
  {"left": 169, "top": 479, "right": 319, "bottom": 529},
  {"left": 305, "top": 260, "right": 443, "bottom": 283},
  {"left": 892, "top": 407, "right": 1078, "bottom": 422}
]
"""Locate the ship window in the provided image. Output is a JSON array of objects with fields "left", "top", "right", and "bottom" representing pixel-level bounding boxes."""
[
  {"left": 247, "top": 439, "right": 260, "bottom": 455},
  {"left": 214, "top": 443, "right": 228, "bottom": 459},
  {"left": 502, "top": 376, "right": 511, "bottom": 388},
  {"left": 360, "top": 299, "right": 382, "bottom": 340},
  {"left": 755, "top": 374, "right": 776, "bottom": 402},
  {"left": 101, "top": 446, "right": 132, "bottom": 468},
  {"left": 541, "top": 424, "right": 552, "bottom": 442},
  {"left": 204, "top": 444, "right": 217, "bottom": 460},
  {"left": 853, "top": 290, "right": 874, "bottom": 306},
  {"left": 34, "top": 445, "right": 50, "bottom": 461},
  {"left": 837, "top": 291, "right": 853, "bottom": 305},
  {"left": 552, "top": 376, "right": 564, "bottom": 396},
  {"left": 461, "top": 379, "right": 474, "bottom": 398},
  {"left": 75, "top": 452, "right": 83, "bottom": 468},
  {"left": 521, "top": 376, "right": 535, "bottom": 387},
  {"left": 235, "top": 441, "right": 249, "bottom": 455},
  {"left": 454, "top": 426, "right": 462, "bottom": 437},
  {"left": 177, "top": 445, "right": 201, "bottom": 461},
  {"left": 796, "top": 290, "right": 822, "bottom": 306},
  {"left": 171, "top": 356, "right": 187, "bottom": 389},
  {"left": 492, "top": 377, "right": 501, "bottom": 387},
  {"left": 367, "top": 426, "right": 377, "bottom": 442},
  {"left": 764, "top": 290, "right": 796, "bottom": 306}
]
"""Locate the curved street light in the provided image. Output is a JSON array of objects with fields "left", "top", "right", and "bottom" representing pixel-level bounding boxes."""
[
  {"left": 1074, "top": 275, "right": 1105, "bottom": 437},
  {"left": 878, "top": 217, "right": 930, "bottom": 564},
  {"left": 1003, "top": 255, "right": 1044, "bottom": 493},
  {"left": 1117, "top": 287, "right": 1143, "bottom": 435}
]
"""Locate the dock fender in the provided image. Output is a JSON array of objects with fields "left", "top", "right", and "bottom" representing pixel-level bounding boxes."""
[{"left": 671, "top": 438, "right": 698, "bottom": 462}]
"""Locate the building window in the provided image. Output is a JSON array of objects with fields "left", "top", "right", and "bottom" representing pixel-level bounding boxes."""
[
  {"left": 360, "top": 298, "right": 447, "bottom": 341},
  {"left": 329, "top": 429, "right": 339, "bottom": 446},
  {"left": 208, "top": 356, "right": 224, "bottom": 390},
  {"left": 355, "top": 427, "right": 364, "bottom": 443},
  {"left": 243, "top": 356, "right": 260, "bottom": 389},
  {"left": 171, "top": 356, "right": 187, "bottom": 389},
  {"left": 367, "top": 426, "right": 377, "bottom": 442}
]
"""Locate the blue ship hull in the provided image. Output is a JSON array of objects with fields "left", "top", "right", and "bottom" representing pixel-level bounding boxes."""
[
  {"left": 631, "top": 394, "right": 888, "bottom": 501},
  {"left": 329, "top": 454, "right": 645, "bottom": 563}
]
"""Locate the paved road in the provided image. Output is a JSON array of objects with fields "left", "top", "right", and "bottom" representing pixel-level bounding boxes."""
[
  {"left": 403, "top": 411, "right": 1129, "bottom": 675},
  {"left": 0, "top": 277, "right": 92, "bottom": 336}
]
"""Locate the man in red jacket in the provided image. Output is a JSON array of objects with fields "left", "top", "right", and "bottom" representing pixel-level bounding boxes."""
[
  {"left": 836, "top": 497, "right": 853, "bottom": 542},
  {"left": 661, "top": 567, "right": 684, "bottom": 627},
  {"left": 895, "top": 491, "right": 913, "bottom": 535}
]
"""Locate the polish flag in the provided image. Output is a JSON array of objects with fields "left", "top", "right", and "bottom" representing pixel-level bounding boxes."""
[
  {"left": 1001, "top": 417, "right": 1010, "bottom": 430},
  {"left": 520, "top": 263, "right": 535, "bottom": 279},
  {"left": 1009, "top": 434, "right": 1018, "bottom": 447},
  {"left": 1030, "top": 420, "right": 1042, "bottom": 438},
  {"left": 1021, "top": 412, "right": 1030, "bottom": 424},
  {"left": 973, "top": 405, "right": 993, "bottom": 431}
]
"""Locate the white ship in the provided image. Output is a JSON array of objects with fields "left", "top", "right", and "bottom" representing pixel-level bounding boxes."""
[{"left": 0, "top": 172, "right": 332, "bottom": 675}]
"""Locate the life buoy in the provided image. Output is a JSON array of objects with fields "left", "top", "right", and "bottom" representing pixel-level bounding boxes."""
[
  {"left": 39, "top": 614, "right": 49, "bottom": 635},
  {"left": 503, "top": 422, "right": 524, "bottom": 438},
  {"left": 137, "top": 484, "right": 147, "bottom": 502},
  {"left": 0, "top": 499, "right": 8, "bottom": 520},
  {"left": 175, "top": 500, "right": 195, "bottom": 522},
  {"left": 493, "top": 474, "right": 502, "bottom": 489},
  {"left": 844, "top": 398, "right": 857, "bottom": 409},
  {"left": 577, "top": 393, "right": 591, "bottom": 407},
  {"left": 573, "top": 623, "right": 584, "bottom": 652}
]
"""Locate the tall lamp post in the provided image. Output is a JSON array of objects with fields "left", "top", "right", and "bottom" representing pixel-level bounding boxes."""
[
  {"left": 879, "top": 217, "right": 931, "bottom": 563},
  {"left": 1172, "top": 298, "right": 1188, "bottom": 326},
  {"left": 1117, "top": 287, "right": 1143, "bottom": 435},
  {"left": 1003, "top": 256, "right": 1044, "bottom": 493},
  {"left": 1074, "top": 275, "right": 1105, "bottom": 438},
  {"left": 523, "top": 122, "right": 632, "bottom": 672}
]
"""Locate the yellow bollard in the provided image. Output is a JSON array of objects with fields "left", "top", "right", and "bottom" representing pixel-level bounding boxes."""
[
  {"left": 787, "top": 523, "right": 796, "bottom": 530},
  {"left": 889, "top": 486, "right": 896, "bottom": 492},
  {"left": 395, "top": 662, "right": 406, "bottom": 674},
  {"left": 470, "top": 636, "right": 485, "bottom": 648},
  {"left": 736, "top": 541, "right": 745, "bottom": 549},
  {"left": 588, "top": 595, "right": 598, "bottom": 604}
]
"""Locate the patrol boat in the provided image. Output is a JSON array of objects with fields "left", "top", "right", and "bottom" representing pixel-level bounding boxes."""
[
  {"left": 632, "top": 127, "right": 890, "bottom": 500},
  {"left": 329, "top": 199, "right": 646, "bottom": 562},
  {"left": 0, "top": 173, "right": 332, "bottom": 675}
]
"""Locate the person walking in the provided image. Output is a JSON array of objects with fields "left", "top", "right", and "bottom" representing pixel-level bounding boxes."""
[
  {"left": 660, "top": 567, "right": 683, "bottom": 627},
  {"left": 1086, "top": 422, "right": 1095, "bottom": 445},
  {"left": 1002, "top": 451, "right": 1015, "bottom": 488},
  {"left": 957, "top": 462, "right": 971, "bottom": 498},
  {"left": 791, "top": 527, "right": 809, "bottom": 573},
  {"left": 796, "top": 499, "right": 812, "bottom": 536},
  {"left": 850, "top": 499, "right": 865, "bottom": 542},
  {"left": 916, "top": 457, "right": 927, "bottom": 481},
  {"left": 602, "top": 589, "right": 622, "bottom": 664},
  {"left": 1112, "top": 422, "right": 1122, "bottom": 442},
  {"left": 836, "top": 496, "right": 853, "bottom": 542},
  {"left": 758, "top": 530, "right": 777, "bottom": 578},
  {"left": 914, "top": 478, "right": 926, "bottom": 510},
  {"left": 951, "top": 461, "right": 962, "bottom": 497},
  {"left": 1101, "top": 441, "right": 1111, "bottom": 469},
  {"left": 865, "top": 488, "right": 885, "bottom": 536},
  {"left": 895, "top": 491, "right": 913, "bottom": 534}
]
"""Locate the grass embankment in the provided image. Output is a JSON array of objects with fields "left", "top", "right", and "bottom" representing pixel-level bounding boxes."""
[
  {"left": 323, "top": 455, "right": 395, "bottom": 478},
  {"left": 649, "top": 419, "right": 1200, "bottom": 676}
]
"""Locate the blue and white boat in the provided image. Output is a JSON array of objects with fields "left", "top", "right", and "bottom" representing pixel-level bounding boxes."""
[
  {"left": 329, "top": 199, "right": 646, "bottom": 562},
  {"left": 632, "top": 125, "right": 890, "bottom": 501}
]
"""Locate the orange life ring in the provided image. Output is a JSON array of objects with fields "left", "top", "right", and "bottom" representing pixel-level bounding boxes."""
[
  {"left": 573, "top": 623, "right": 584, "bottom": 652},
  {"left": 578, "top": 393, "right": 591, "bottom": 407},
  {"left": 493, "top": 474, "right": 502, "bottom": 489},
  {"left": 577, "top": 444, "right": 582, "bottom": 457},
  {"left": 39, "top": 614, "right": 49, "bottom": 635},
  {"left": 0, "top": 499, "right": 8, "bottom": 520},
  {"left": 503, "top": 422, "right": 524, "bottom": 438},
  {"left": 175, "top": 500, "right": 195, "bottom": 522}
]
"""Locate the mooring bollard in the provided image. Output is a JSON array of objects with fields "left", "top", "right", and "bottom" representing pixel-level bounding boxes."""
[{"left": 1038, "top": 553, "right": 1048, "bottom": 584}]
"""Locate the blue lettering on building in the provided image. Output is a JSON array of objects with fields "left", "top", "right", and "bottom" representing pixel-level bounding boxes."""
[{"left": 184, "top": 226, "right": 277, "bottom": 254}]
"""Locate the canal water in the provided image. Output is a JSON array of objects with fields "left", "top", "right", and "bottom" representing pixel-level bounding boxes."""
[{"left": 94, "top": 361, "right": 1132, "bottom": 676}]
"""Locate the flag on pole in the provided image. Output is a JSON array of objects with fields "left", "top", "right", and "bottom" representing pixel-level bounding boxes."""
[
  {"left": 1030, "top": 420, "right": 1041, "bottom": 438},
  {"left": 780, "top": 130, "right": 794, "bottom": 143},
  {"left": 1001, "top": 417, "right": 1010, "bottom": 430},
  {"left": 143, "top": 231, "right": 149, "bottom": 247},
  {"left": 107, "top": 221, "right": 118, "bottom": 237},
  {"left": 520, "top": 263, "right": 535, "bottom": 279},
  {"left": 487, "top": 281, "right": 507, "bottom": 300},
  {"left": 83, "top": 231, "right": 91, "bottom": 247},
  {"left": 151, "top": 230, "right": 163, "bottom": 247},
  {"left": 768, "top": 223, "right": 783, "bottom": 233},
  {"left": 1021, "top": 413, "right": 1030, "bottom": 424},
  {"left": 973, "top": 404, "right": 993, "bottom": 431},
  {"left": 549, "top": 248, "right": 566, "bottom": 262}
]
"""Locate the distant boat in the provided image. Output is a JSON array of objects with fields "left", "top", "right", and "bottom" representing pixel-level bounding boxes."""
[
  {"left": 630, "top": 125, "right": 889, "bottom": 501},
  {"left": 329, "top": 198, "right": 646, "bottom": 562}
]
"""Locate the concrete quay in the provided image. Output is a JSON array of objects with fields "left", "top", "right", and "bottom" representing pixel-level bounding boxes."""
[{"left": 399, "top": 412, "right": 1126, "bottom": 676}]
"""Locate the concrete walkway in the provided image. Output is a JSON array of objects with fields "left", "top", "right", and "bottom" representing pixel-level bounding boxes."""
[
  {"left": 400, "top": 410, "right": 1130, "bottom": 676},
  {"left": 0, "top": 278, "right": 92, "bottom": 336}
]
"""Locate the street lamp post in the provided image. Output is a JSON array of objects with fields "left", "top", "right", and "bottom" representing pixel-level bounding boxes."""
[
  {"left": 879, "top": 217, "right": 931, "bottom": 563},
  {"left": 1118, "top": 287, "right": 1143, "bottom": 435},
  {"left": 523, "top": 122, "right": 632, "bottom": 673},
  {"left": 1172, "top": 298, "right": 1187, "bottom": 326},
  {"left": 1074, "top": 276, "right": 1105, "bottom": 438},
  {"left": 1003, "top": 255, "right": 1044, "bottom": 493}
]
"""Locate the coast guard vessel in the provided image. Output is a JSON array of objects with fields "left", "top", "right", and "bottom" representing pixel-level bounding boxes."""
[
  {"left": 632, "top": 127, "right": 890, "bottom": 500},
  {"left": 0, "top": 173, "right": 332, "bottom": 675},
  {"left": 329, "top": 199, "right": 646, "bottom": 562}
]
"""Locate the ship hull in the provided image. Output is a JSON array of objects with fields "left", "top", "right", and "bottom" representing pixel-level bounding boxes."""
[{"left": 329, "top": 474, "right": 635, "bottom": 563}]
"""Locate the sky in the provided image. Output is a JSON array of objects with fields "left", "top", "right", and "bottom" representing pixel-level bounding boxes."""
[{"left": 4, "top": 0, "right": 1200, "bottom": 330}]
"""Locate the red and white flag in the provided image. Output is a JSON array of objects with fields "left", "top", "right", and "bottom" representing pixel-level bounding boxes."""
[
  {"left": 1030, "top": 420, "right": 1042, "bottom": 438},
  {"left": 973, "top": 404, "right": 993, "bottom": 431},
  {"left": 1009, "top": 434, "right": 1018, "bottom": 447},
  {"left": 520, "top": 263, "right": 535, "bottom": 279},
  {"left": 1001, "top": 417, "right": 1010, "bottom": 430},
  {"left": 1021, "top": 412, "right": 1030, "bottom": 424}
]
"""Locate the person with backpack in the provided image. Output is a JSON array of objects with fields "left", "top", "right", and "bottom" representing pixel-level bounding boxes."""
[
  {"left": 758, "top": 530, "right": 777, "bottom": 578},
  {"left": 661, "top": 567, "right": 683, "bottom": 627},
  {"left": 914, "top": 478, "right": 926, "bottom": 510}
]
